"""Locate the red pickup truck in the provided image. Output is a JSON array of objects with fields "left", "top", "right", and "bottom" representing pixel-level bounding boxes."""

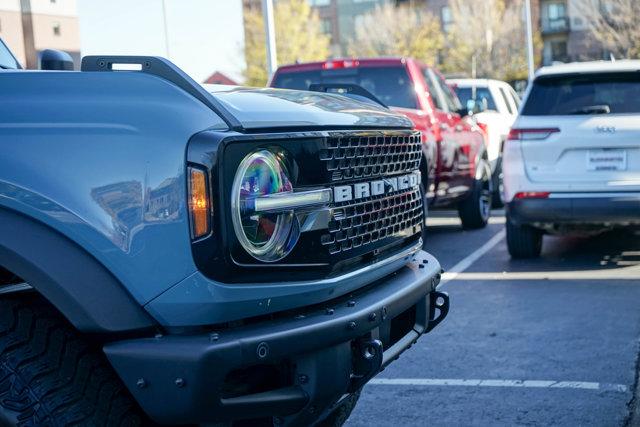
[{"left": 270, "top": 57, "right": 492, "bottom": 229}]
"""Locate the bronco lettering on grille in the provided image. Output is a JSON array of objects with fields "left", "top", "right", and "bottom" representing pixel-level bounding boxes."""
[{"left": 333, "top": 171, "right": 421, "bottom": 203}]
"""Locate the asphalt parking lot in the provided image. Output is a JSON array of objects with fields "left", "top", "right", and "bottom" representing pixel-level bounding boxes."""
[{"left": 348, "top": 209, "right": 640, "bottom": 427}]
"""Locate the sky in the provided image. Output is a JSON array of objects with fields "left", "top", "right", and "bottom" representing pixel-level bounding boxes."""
[{"left": 77, "top": 0, "right": 246, "bottom": 83}]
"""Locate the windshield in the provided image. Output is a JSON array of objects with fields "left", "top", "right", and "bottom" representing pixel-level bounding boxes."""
[
  {"left": 0, "top": 39, "right": 20, "bottom": 70},
  {"left": 453, "top": 86, "right": 497, "bottom": 111},
  {"left": 272, "top": 66, "right": 418, "bottom": 109},
  {"left": 522, "top": 72, "right": 640, "bottom": 115}
]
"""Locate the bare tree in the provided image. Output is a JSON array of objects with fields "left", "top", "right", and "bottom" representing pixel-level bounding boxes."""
[
  {"left": 574, "top": 0, "right": 640, "bottom": 59},
  {"left": 442, "top": 0, "right": 540, "bottom": 81},
  {"left": 347, "top": 4, "right": 444, "bottom": 66}
]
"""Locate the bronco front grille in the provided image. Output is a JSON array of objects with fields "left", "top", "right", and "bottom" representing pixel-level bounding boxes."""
[
  {"left": 319, "top": 133, "right": 422, "bottom": 182},
  {"left": 321, "top": 187, "right": 423, "bottom": 255}
]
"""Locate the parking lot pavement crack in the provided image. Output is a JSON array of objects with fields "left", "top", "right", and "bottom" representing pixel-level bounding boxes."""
[{"left": 623, "top": 337, "right": 640, "bottom": 427}]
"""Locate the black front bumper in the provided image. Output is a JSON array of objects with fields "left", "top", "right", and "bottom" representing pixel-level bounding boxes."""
[
  {"left": 103, "top": 250, "right": 446, "bottom": 425},
  {"left": 507, "top": 194, "right": 640, "bottom": 225}
]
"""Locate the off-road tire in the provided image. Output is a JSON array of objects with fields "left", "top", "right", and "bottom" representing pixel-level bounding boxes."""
[
  {"left": 458, "top": 161, "right": 492, "bottom": 230},
  {"left": 316, "top": 391, "right": 361, "bottom": 427},
  {"left": 0, "top": 293, "right": 145, "bottom": 426},
  {"left": 506, "top": 220, "right": 543, "bottom": 258}
]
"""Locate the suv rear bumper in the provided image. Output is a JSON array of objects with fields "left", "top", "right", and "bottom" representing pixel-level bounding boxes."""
[
  {"left": 507, "top": 192, "right": 640, "bottom": 225},
  {"left": 103, "top": 250, "right": 445, "bottom": 425}
]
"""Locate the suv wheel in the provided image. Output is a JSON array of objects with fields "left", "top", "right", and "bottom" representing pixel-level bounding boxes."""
[
  {"left": 0, "top": 293, "right": 145, "bottom": 426},
  {"left": 458, "top": 158, "right": 492, "bottom": 229},
  {"left": 506, "top": 220, "right": 543, "bottom": 258}
]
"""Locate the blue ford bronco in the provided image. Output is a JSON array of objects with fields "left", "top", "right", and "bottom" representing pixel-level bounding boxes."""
[{"left": 0, "top": 49, "right": 448, "bottom": 426}]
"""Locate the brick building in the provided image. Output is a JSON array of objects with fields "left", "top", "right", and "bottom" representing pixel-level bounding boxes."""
[{"left": 0, "top": 0, "right": 80, "bottom": 69}]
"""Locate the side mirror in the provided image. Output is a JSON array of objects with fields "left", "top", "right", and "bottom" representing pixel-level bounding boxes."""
[{"left": 39, "top": 49, "right": 74, "bottom": 71}]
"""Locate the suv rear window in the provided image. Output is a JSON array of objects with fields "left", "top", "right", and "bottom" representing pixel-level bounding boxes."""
[
  {"left": 453, "top": 86, "right": 497, "bottom": 111},
  {"left": 522, "top": 72, "right": 640, "bottom": 115},
  {"left": 272, "top": 66, "right": 417, "bottom": 109}
]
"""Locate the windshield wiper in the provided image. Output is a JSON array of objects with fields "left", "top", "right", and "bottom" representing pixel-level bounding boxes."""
[{"left": 568, "top": 104, "right": 611, "bottom": 115}]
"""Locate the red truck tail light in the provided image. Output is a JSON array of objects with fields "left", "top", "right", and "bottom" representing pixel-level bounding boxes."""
[
  {"left": 514, "top": 191, "right": 550, "bottom": 199},
  {"left": 322, "top": 60, "right": 359, "bottom": 70},
  {"left": 507, "top": 128, "right": 560, "bottom": 141}
]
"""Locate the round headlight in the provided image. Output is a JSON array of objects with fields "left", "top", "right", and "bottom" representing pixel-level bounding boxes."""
[{"left": 231, "top": 150, "right": 299, "bottom": 262}]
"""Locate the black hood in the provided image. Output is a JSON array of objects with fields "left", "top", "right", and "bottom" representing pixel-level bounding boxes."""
[{"left": 204, "top": 85, "right": 413, "bottom": 131}]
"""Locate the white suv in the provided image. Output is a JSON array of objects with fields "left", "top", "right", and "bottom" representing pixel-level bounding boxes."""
[
  {"left": 503, "top": 61, "right": 640, "bottom": 258},
  {"left": 449, "top": 78, "right": 521, "bottom": 206}
]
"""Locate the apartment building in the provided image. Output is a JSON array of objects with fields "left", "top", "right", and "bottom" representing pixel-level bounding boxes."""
[
  {"left": 0, "top": 0, "right": 80, "bottom": 69},
  {"left": 416, "top": 0, "right": 606, "bottom": 66}
]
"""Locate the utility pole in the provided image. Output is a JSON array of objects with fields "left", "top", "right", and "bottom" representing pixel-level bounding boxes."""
[
  {"left": 161, "top": 0, "right": 170, "bottom": 59},
  {"left": 525, "top": 0, "right": 535, "bottom": 83},
  {"left": 262, "top": 0, "right": 277, "bottom": 79}
]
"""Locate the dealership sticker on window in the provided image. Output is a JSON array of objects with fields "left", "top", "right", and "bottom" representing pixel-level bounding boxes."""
[{"left": 587, "top": 149, "right": 627, "bottom": 171}]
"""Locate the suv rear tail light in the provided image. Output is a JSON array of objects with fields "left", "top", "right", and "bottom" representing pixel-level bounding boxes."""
[
  {"left": 322, "top": 60, "right": 359, "bottom": 70},
  {"left": 514, "top": 191, "right": 550, "bottom": 199},
  {"left": 507, "top": 128, "right": 560, "bottom": 141}
]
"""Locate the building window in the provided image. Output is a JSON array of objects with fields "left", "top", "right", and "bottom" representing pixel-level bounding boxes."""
[
  {"left": 550, "top": 40, "right": 568, "bottom": 62},
  {"left": 441, "top": 6, "right": 453, "bottom": 32},
  {"left": 320, "top": 18, "right": 332, "bottom": 35},
  {"left": 543, "top": 2, "right": 568, "bottom": 31},
  {"left": 308, "top": 0, "right": 330, "bottom": 6},
  {"left": 53, "top": 22, "right": 61, "bottom": 36}
]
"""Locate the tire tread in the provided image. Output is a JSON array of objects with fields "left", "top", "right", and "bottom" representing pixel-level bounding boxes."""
[{"left": 0, "top": 294, "right": 143, "bottom": 427}]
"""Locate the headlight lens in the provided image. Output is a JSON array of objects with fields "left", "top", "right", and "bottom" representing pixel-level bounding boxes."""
[{"left": 231, "top": 150, "right": 299, "bottom": 262}]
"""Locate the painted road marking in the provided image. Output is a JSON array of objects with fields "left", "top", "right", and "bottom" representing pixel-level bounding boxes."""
[
  {"left": 427, "top": 216, "right": 506, "bottom": 226},
  {"left": 369, "top": 378, "right": 627, "bottom": 393},
  {"left": 440, "top": 229, "right": 506, "bottom": 285},
  {"left": 444, "top": 265, "right": 640, "bottom": 281}
]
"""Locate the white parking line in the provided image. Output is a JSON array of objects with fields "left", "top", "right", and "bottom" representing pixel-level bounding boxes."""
[
  {"left": 440, "top": 230, "right": 506, "bottom": 285},
  {"left": 369, "top": 378, "right": 627, "bottom": 393}
]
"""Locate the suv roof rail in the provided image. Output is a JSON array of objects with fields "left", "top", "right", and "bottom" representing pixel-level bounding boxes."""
[{"left": 81, "top": 55, "right": 241, "bottom": 130}]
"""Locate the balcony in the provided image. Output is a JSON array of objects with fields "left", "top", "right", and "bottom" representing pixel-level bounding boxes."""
[{"left": 541, "top": 16, "right": 570, "bottom": 34}]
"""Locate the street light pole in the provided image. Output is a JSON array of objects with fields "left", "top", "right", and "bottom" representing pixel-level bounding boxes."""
[
  {"left": 262, "top": 0, "right": 277, "bottom": 79},
  {"left": 161, "top": 0, "right": 170, "bottom": 59},
  {"left": 525, "top": 0, "right": 535, "bottom": 83}
]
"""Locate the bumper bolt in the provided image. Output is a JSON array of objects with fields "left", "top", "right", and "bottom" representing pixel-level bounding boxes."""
[
  {"left": 347, "top": 321, "right": 357, "bottom": 330},
  {"left": 368, "top": 312, "right": 377, "bottom": 322},
  {"left": 309, "top": 405, "right": 317, "bottom": 414},
  {"left": 274, "top": 417, "right": 283, "bottom": 425},
  {"left": 382, "top": 306, "right": 388, "bottom": 320},
  {"left": 347, "top": 300, "right": 356, "bottom": 307},
  {"left": 325, "top": 308, "right": 335, "bottom": 315},
  {"left": 174, "top": 378, "right": 186, "bottom": 388},
  {"left": 136, "top": 378, "right": 146, "bottom": 389},
  {"left": 257, "top": 342, "right": 269, "bottom": 359},
  {"left": 209, "top": 332, "right": 219, "bottom": 342},
  {"left": 298, "top": 374, "right": 309, "bottom": 384}
]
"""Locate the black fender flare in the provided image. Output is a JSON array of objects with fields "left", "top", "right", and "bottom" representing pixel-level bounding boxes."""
[{"left": 0, "top": 208, "right": 156, "bottom": 334}]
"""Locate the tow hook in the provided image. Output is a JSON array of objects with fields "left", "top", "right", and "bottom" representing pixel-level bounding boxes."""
[
  {"left": 348, "top": 339, "right": 383, "bottom": 392},
  {"left": 426, "top": 291, "right": 449, "bottom": 333}
]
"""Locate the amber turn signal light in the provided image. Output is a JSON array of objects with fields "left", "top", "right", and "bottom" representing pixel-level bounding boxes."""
[{"left": 188, "top": 167, "right": 210, "bottom": 239}]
